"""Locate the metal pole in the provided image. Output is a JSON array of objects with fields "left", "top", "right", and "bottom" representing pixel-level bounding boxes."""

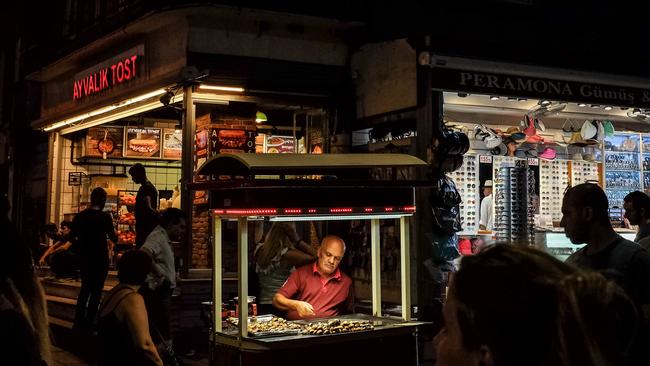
[
  {"left": 237, "top": 217, "right": 249, "bottom": 338},
  {"left": 371, "top": 218, "right": 382, "bottom": 317},
  {"left": 213, "top": 215, "right": 222, "bottom": 333},
  {"left": 181, "top": 85, "right": 195, "bottom": 278},
  {"left": 400, "top": 216, "right": 411, "bottom": 321}
]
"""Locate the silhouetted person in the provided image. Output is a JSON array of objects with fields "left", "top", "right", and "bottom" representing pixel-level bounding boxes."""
[
  {"left": 129, "top": 163, "right": 159, "bottom": 248},
  {"left": 99, "top": 250, "right": 162, "bottom": 365},
  {"left": 0, "top": 193, "right": 52, "bottom": 364},
  {"left": 624, "top": 191, "right": 650, "bottom": 249},
  {"left": 72, "top": 187, "right": 117, "bottom": 332},
  {"left": 562, "top": 183, "right": 650, "bottom": 364},
  {"left": 139, "top": 208, "right": 186, "bottom": 348}
]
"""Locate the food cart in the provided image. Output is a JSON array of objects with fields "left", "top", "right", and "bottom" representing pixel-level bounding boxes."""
[{"left": 191, "top": 153, "right": 430, "bottom": 366}]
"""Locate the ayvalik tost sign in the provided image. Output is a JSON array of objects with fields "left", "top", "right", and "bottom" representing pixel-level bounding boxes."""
[
  {"left": 72, "top": 45, "right": 144, "bottom": 101},
  {"left": 431, "top": 67, "right": 650, "bottom": 109}
]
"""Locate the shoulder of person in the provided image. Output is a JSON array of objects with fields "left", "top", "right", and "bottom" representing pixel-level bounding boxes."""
[
  {"left": 339, "top": 270, "right": 352, "bottom": 284},
  {"left": 638, "top": 236, "right": 650, "bottom": 251}
]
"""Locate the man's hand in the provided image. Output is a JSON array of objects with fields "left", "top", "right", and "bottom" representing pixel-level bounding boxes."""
[
  {"left": 38, "top": 258, "right": 46, "bottom": 267},
  {"left": 294, "top": 300, "right": 315, "bottom": 317}
]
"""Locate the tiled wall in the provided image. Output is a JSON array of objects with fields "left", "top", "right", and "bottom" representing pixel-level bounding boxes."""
[{"left": 52, "top": 137, "right": 181, "bottom": 224}]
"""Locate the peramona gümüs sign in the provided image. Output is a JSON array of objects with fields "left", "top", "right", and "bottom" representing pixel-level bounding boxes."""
[{"left": 431, "top": 67, "right": 650, "bottom": 108}]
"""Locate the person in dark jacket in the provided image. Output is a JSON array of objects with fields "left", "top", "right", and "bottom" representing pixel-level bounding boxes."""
[
  {"left": 72, "top": 187, "right": 118, "bottom": 332},
  {"left": 129, "top": 163, "right": 159, "bottom": 248}
]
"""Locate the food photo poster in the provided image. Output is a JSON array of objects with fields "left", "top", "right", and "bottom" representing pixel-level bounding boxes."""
[
  {"left": 85, "top": 126, "right": 124, "bottom": 158},
  {"left": 124, "top": 127, "right": 162, "bottom": 158},
  {"left": 162, "top": 128, "right": 182, "bottom": 160}
]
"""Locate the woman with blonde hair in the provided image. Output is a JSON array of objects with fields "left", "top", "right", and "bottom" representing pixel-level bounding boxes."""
[
  {"left": 434, "top": 244, "right": 642, "bottom": 366},
  {"left": 0, "top": 197, "right": 51, "bottom": 365},
  {"left": 254, "top": 222, "right": 317, "bottom": 315}
]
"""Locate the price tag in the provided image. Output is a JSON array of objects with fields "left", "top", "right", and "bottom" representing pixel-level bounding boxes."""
[
  {"left": 528, "top": 158, "right": 539, "bottom": 166},
  {"left": 479, "top": 155, "right": 493, "bottom": 164}
]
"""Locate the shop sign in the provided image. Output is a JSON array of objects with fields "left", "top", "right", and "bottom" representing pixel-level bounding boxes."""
[
  {"left": 72, "top": 45, "right": 144, "bottom": 101},
  {"left": 431, "top": 67, "right": 650, "bottom": 109}
]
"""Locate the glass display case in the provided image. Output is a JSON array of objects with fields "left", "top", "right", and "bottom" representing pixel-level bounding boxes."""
[{"left": 604, "top": 133, "right": 641, "bottom": 218}]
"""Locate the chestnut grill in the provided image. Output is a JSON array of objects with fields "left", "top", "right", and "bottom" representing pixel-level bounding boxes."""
[{"left": 189, "top": 153, "right": 429, "bottom": 361}]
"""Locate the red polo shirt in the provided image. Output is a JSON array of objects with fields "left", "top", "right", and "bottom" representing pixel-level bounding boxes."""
[{"left": 277, "top": 263, "right": 354, "bottom": 320}]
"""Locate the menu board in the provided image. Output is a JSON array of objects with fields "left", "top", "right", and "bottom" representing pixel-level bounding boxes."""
[
  {"left": 85, "top": 126, "right": 124, "bottom": 158},
  {"left": 162, "top": 128, "right": 182, "bottom": 160},
  {"left": 124, "top": 127, "right": 162, "bottom": 158},
  {"left": 209, "top": 127, "right": 256, "bottom": 155},
  {"left": 266, "top": 135, "right": 296, "bottom": 153}
]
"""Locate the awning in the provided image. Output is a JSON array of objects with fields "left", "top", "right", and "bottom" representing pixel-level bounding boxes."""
[{"left": 196, "top": 153, "right": 428, "bottom": 176}]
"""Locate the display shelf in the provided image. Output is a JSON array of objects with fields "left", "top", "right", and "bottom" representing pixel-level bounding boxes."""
[
  {"left": 450, "top": 155, "right": 479, "bottom": 235},
  {"left": 539, "top": 159, "right": 569, "bottom": 221},
  {"left": 116, "top": 190, "right": 138, "bottom": 247}
]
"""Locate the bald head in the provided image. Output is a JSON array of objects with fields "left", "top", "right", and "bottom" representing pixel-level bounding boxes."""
[
  {"left": 564, "top": 183, "right": 610, "bottom": 222},
  {"left": 317, "top": 235, "right": 346, "bottom": 276}
]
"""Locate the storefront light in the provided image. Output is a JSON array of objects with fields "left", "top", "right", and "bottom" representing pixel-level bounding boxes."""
[
  {"left": 604, "top": 106, "right": 613, "bottom": 111},
  {"left": 42, "top": 89, "right": 168, "bottom": 132},
  {"left": 578, "top": 103, "right": 587, "bottom": 107},
  {"left": 199, "top": 85, "right": 245, "bottom": 93},
  {"left": 490, "top": 96, "right": 500, "bottom": 101}
]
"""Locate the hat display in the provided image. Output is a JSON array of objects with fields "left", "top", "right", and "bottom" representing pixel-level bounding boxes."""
[
  {"left": 571, "top": 152, "right": 583, "bottom": 161},
  {"left": 525, "top": 148, "right": 539, "bottom": 157},
  {"left": 490, "top": 142, "right": 508, "bottom": 156},
  {"left": 523, "top": 115, "right": 537, "bottom": 136},
  {"left": 580, "top": 120, "right": 598, "bottom": 140},
  {"left": 583, "top": 153, "right": 595, "bottom": 162},
  {"left": 603, "top": 120, "right": 615, "bottom": 137},
  {"left": 526, "top": 134, "right": 545, "bottom": 144},
  {"left": 596, "top": 120, "right": 605, "bottom": 141},
  {"left": 539, "top": 147, "right": 557, "bottom": 160},
  {"left": 483, "top": 180, "right": 493, "bottom": 188},
  {"left": 505, "top": 126, "right": 520, "bottom": 135},
  {"left": 511, "top": 132, "right": 527, "bottom": 143}
]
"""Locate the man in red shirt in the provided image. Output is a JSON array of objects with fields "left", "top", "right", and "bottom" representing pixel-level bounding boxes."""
[{"left": 273, "top": 235, "right": 353, "bottom": 320}]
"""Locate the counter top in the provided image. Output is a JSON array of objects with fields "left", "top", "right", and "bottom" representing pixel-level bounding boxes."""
[{"left": 214, "top": 313, "right": 427, "bottom": 351}]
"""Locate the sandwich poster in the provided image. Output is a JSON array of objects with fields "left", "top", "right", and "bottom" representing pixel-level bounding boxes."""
[
  {"left": 85, "top": 126, "right": 124, "bottom": 158},
  {"left": 124, "top": 127, "right": 162, "bottom": 158},
  {"left": 162, "top": 128, "right": 182, "bottom": 160}
]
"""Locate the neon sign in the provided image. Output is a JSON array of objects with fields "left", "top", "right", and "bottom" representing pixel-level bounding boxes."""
[{"left": 73, "top": 55, "right": 138, "bottom": 101}]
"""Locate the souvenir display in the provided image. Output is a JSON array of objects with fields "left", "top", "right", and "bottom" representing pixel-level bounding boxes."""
[
  {"left": 449, "top": 155, "right": 479, "bottom": 234},
  {"left": 604, "top": 133, "right": 642, "bottom": 212},
  {"left": 539, "top": 159, "right": 569, "bottom": 221}
]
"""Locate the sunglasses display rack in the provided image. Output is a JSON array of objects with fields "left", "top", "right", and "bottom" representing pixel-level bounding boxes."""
[
  {"left": 494, "top": 162, "right": 535, "bottom": 245},
  {"left": 450, "top": 155, "right": 480, "bottom": 235},
  {"left": 540, "top": 160, "right": 570, "bottom": 222},
  {"left": 570, "top": 160, "right": 600, "bottom": 186}
]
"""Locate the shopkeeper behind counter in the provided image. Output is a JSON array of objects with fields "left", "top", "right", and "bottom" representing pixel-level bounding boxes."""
[
  {"left": 272, "top": 235, "right": 354, "bottom": 320},
  {"left": 479, "top": 180, "right": 494, "bottom": 231}
]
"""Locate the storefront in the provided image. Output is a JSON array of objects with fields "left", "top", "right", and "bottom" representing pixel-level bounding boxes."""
[
  {"left": 28, "top": 7, "right": 355, "bottom": 340},
  {"left": 366, "top": 52, "right": 650, "bottom": 258}
]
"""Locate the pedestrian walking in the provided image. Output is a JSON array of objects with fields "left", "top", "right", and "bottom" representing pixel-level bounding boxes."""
[
  {"left": 139, "top": 208, "right": 185, "bottom": 349},
  {"left": 72, "top": 187, "right": 117, "bottom": 333}
]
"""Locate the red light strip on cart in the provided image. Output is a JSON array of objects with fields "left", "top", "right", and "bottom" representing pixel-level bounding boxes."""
[{"left": 212, "top": 206, "right": 416, "bottom": 216}]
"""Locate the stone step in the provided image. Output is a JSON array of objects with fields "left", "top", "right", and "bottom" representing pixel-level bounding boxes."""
[
  {"left": 49, "top": 315, "right": 74, "bottom": 330},
  {"left": 41, "top": 277, "right": 117, "bottom": 299},
  {"left": 45, "top": 295, "right": 77, "bottom": 322}
]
